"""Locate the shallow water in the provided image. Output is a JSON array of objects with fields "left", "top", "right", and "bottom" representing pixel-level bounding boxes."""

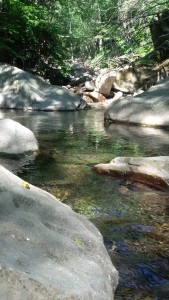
[{"left": 1, "top": 107, "right": 169, "bottom": 299}]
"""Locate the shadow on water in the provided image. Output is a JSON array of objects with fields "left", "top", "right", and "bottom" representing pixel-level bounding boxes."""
[{"left": 1, "top": 107, "right": 169, "bottom": 299}]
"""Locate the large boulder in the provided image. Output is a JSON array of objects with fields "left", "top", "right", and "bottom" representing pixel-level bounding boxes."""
[
  {"left": 105, "top": 77, "right": 169, "bottom": 127},
  {"left": 113, "top": 68, "right": 140, "bottom": 93},
  {"left": 0, "top": 165, "right": 118, "bottom": 299},
  {"left": 94, "top": 156, "right": 169, "bottom": 190},
  {"left": 95, "top": 66, "right": 165, "bottom": 97},
  {"left": 0, "top": 64, "right": 88, "bottom": 111},
  {"left": 0, "top": 118, "right": 38, "bottom": 154},
  {"left": 95, "top": 70, "right": 117, "bottom": 96}
]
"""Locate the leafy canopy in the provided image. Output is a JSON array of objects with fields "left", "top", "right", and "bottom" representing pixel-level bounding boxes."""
[{"left": 0, "top": 0, "right": 169, "bottom": 69}]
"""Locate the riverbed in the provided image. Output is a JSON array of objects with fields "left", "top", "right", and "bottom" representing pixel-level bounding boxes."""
[{"left": 1, "top": 106, "right": 169, "bottom": 299}]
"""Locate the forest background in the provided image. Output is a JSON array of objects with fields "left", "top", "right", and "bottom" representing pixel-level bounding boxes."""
[{"left": 0, "top": 0, "right": 169, "bottom": 74}]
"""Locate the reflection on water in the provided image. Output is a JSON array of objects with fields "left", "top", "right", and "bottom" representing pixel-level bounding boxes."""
[{"left": 1, "top": 107, "right": 169, "bottom": 299}]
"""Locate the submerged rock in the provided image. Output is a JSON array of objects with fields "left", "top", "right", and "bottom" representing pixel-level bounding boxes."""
[
  {"left": 0, "top": 165, "right": 118, "bottom": 299},
  {"left": 0, "top": 118, "right": 38, "bottom": 154},
  {"left": 0, "top": 63, "right": 88, "bottom": 111},
  {"left": 94, "top": 156, "right": 169, "bottom": 190}
]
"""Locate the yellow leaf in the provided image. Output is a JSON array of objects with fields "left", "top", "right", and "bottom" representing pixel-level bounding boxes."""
[{"left": 22, "top": 181, "right": 30, "bottom": 189}]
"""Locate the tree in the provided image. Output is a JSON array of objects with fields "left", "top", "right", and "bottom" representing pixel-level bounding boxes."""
[
  {"left": 0, "top": 0, "right": 169, "bottom": 70},
  {"left": 0, "top": 0, "right": 67, "bottom": 69}
]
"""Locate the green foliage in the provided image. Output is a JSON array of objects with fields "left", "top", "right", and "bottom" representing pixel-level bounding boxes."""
[
  {"left": 57, "top": 0, "right": 168, "bottom": 66},
  {"left": 1, "top": 0, "right": 169, "bottom": 69},
  {"left": 0, "top": 0, "right": 67, "bottom": 68}
]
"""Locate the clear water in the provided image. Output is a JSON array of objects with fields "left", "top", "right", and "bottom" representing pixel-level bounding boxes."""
[{"left": 1, "top": 107, "right": 169, "bottom": 299}]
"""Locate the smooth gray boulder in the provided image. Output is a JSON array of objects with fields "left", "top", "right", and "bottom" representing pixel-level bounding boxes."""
[
  {"left": 0, "top": 165, "right": 118, "bottom": 299},
  {"left": 0, "top": 63, "right": 88, "bottom": 111},
  {"left": 0, "top": 118, "right": 38, "bottom": 154},
  {"left": 105, "top": 77, "right": 169, "bottom": 127},
  {"left": 94, "top": 156, "right": 169, "bottom": 190}
]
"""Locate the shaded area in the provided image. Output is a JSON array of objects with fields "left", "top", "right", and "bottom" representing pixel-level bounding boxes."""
[{"left": 0, "top": 64, "right": 86, "bottom": 111}]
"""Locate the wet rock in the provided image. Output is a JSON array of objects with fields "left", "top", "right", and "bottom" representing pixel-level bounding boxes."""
[{"left": 94, "top": 156, "right": 169, "bottom": 190}]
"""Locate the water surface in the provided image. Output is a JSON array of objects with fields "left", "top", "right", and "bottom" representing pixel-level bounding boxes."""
[{"left": 1, "top": 107, "right": 169, "bottom": 299}]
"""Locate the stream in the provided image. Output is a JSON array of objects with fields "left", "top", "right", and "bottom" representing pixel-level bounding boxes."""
[{"left": 1, "top": 106, "right": 169, "bottom": 299}]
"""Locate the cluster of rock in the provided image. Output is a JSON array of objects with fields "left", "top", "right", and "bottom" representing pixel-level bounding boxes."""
[
  {"left": 0, "top": 60, "right": 168, "bottom": 111},
  {"left": 66, "top": 62, "right": 168, "bottom": 104},
  {"left": 1, "top": 57, "right": 169, "bottom": 297},
  {"left": 34, "top": 60, "right": 168, "bottom": 104},
  {"left": 94, "top": 70, "right": 169, "bottom": 188}
]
